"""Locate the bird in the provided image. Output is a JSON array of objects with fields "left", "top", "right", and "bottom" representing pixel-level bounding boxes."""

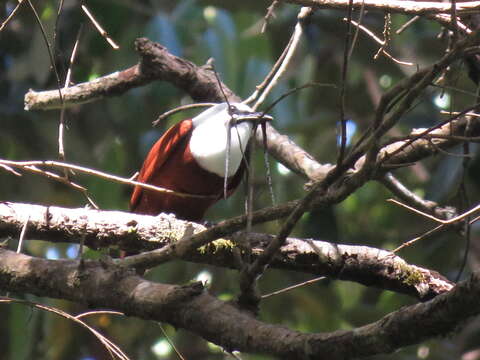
[{"left": 130, "top": 102, "right": 272, "bottom": 222}]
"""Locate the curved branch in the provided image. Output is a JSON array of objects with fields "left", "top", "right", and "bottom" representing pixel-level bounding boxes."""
[
  {"left": 0, "top": 248, "right": 476, "bottom": 359},
  {"left": 0, "top": 202, "right": 453, "bottom": 300},
  {"left": 24, "top": 38, "right": 325, "bottom": 183}
]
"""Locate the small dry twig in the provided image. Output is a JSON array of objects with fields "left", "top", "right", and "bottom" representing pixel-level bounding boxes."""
[
  {"left": 396, "top": 15, "right": 420, "bottom": 34},
  {"left": 75, "top": 310, "right": 124, "bottom": 319},
  {"left": 0, "top": 159, "right": 216, "bottom": 200},
  {"left": 337, "top": 0, "right": 355, "bottom": 166},
  {"left": 393, "top": 223, "right": 445, "bottom": 253},
  {"left": 57, "top": 25, "right": 83, "bottom": 171},
  {"left": 344, "top": 18, "right": 414, "bottom": 66},
  {"left": 0, "top": 160, "right": 99, "bottom": 208},
  {"left": 251, "top": 7, "right": 313, "bottom": 110},
  {"left": 0, "top": 297, "right": 130, "bottom": 360},
  {"left": 0, "top": 0, "right": 25, "bottom": 32},
  {"left": 388, "top": 198, "right": 480, "bottom": 225},
  {"left": 152, "top": 103, "right": 216, "bottom": 126},
  {"left": 81, "top": 4, "right": 119, "bottom": 49},
  {"left": 16, "top": 215, "right": 30, "bottom": 254},
  {"left": 158, "top": 323, "right": 186, "bottom": 360},
  {"left": 262, "top": 0, "right": 281, "bottom": 33},
  {"left": 262, "top": 276, "right": 327, "bottom": 298}
]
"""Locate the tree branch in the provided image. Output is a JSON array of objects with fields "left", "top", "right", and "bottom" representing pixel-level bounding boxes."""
[
  {"left": 380, "top": 172, "right": 457, "bottom": 220},
  {"left": 284, "top": 0, "right": 480, "bottom": 15},
  {"left": 24, "top": 38, "right": 327, "bottom": 183},
  {"left": 0, "top": 247, "right": 477, "bottom": 359},
  {"left": 0, "top": 202, "right": 453, "bottom": 300}
]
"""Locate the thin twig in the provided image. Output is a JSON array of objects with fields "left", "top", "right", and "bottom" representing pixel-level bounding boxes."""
[
  {"left": 246, "top": 130, "right": 256, "bottom": 253},
  {"left": 243, "top": 34, "right": 295, "bottom": 105},
  {"left": 262, "top": 123, "right": 276, "bottom": 206},
  {"left": 238, "top": 173, "right": 333, "bottom": 306},
  {"left": 396, "top": 15, "right": 420, "bottom": 34},
  {"left": 75, "top": 310, "right": 124, "bottom": 319},
  {"left": 345, "top": 18, "right": 414, "bottom": 66},
  {"left": 380, "top": 173, "right": 452, "bottom": 219},
  {"left": 388, "top": 198, "right": 480, "bottom": 225},
  {"left": 0, "top": 159, "right": 216, "bottom": 200},
  {"left": 262, "top": 0, "right": 280, "bottom": 33},
  {"left": 58, "top": 25, "right": 82, "bottom": 170},
  {"left": 440, "top": 110, "right": 480, "bottom": 117},
  {"left": 0, "top": 0, "right": 25, "bottom": 32},
  {"left": 0, "top": 164, "right": 21, "bottom": 176},
  {"left": 262, "top": 276, "right": 327, "bottom": 298},
  {"left": 81, "top": 4, "right": 120, "bottom": 49},
  {"left": 373, "top": 13, "right": 391, "bottom": 60},
  {"left": 0, "top": 297, "right": 130, "bottom": 360},
  {"left": 280, "top": 0, "right": 480, "bottom": 17},
  {"left": 252, "top": 7, "right": 312, "bottom": 110},
  {"left": 455, "top": 117, "right": 473, "bottom": 282},
  {"left": 17, "top": 215, "right": 30, "bottom": 254},
  {"left": 348, "top": 0, "right": 366, "bottom": 59},
  {"left": 26, "top": 0, "right": 66, "bottom": 162},
  {"left": 53, "top": 0, "right": 65, "bottom": 62},
  {"left": 0, "top": 161, "right": 99, "bottom": 208},
  {"left": 158, "top": 323, "right": 186, "bottom": 360},
  {"left": 392, "top": 223, "right": 445, "bottom": 253},
  {"left": 337, "top": 0, "right": 355, "bottom": 165},
  {"left": 64, "top": 26, "right": 83, "bottom": 89},
  {"left": 450, "top": 0, "right": 459, "bottom": 44},
  {"left": 262, "top": 82, "right": 336, "bottom": 115},
  {"left": 422, "top": 133, "right": 480, "bottom": 142},
  {"left": 152, "top": 103, "right": 216, "bottom": 127},
  {"left": 381, "top": 104, "right": 480, "bottom": 164},
  {"left": 426, "top": 138, "right": 473, "bottom": 158}
]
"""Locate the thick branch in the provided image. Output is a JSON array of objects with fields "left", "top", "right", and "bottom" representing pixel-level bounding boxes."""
[
  {"left": 0, "top": 116, "right": 477, "bottom": 273},
  {"left": 353, "top": 116, "right": 480, "bottom": 170},
  {"left": 0, "top": 248, "right": 477, "bottom": 359},
  {"left": 24, "top": 66, "right": 145, "bottom": 110},
  {"left": 284, "top": 0, "right": 480, "bottom": 15},
  {"left": 24, "top": 38, "right": 325, "bottom": 182},
  {"left": 23, "top": 39, "right": 234, "bottom": 111},
  {"left": 0, "top": 202, "right": 453, "bottom": 300}
]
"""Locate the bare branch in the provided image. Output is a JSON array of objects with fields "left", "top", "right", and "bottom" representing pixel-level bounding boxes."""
[
  {"left": 81, "top": 4, "right": 119, "bottom": 49},
  {"left": 24, "top": 38, "right": 329, "bottom": 183},
  {"left": 252, "top": 7, "right": 313, "bottom": 110},
  {"left": 0, "top": 0, "right": 25, "bottom": 32},
  {"left": 0, "top": 247, "right": 475, "bottom": 359},
  {"left": 345, "top": 18, "right": 415, "bottom": 66},
  {"left": 0, "top": 159, "right": 216, "bottom": 200},
  {"left": 261, "top": 0, "right": 281, "bottom": 33},
  {"left": 380, "top": 172, "right": 457, "bottom": 220},
  {"left": 389, "top": 198, "right": 480, "bottom": 225},
  {"left": 0, "top": 297, "right": 130, "bottom": 360},
  {"left": 283, "top": 0, "right": 480, "bottom": 16},
  {"left": 0, "top": 202, "right": 452, "bottom": 300}
]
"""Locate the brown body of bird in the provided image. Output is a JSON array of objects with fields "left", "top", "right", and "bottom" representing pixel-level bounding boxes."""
[{"left": 130, "top": 102, "right": 271, "bottom": 222}]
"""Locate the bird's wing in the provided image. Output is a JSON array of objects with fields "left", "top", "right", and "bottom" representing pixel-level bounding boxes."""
[
  {"left": 130, "top": 119, "right": 193, "bottom": 211},
  {"left": 225, "top": 149, "right": 247, "bottom": 197}
]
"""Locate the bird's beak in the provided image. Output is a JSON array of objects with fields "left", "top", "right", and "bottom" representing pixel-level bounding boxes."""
[{"left": 234, "top": 112, "right": 273, "bottom": 124}]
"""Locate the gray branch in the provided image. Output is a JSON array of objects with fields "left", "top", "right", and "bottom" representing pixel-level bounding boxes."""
[
  {"left": 0, "top": 248, "right": 477, "bottom": 359},
  {"left": 0, "top": 202, "right": 453, "bottom": 300},
  {"left": 24, "top": 38, "right": 327, "bottom": 183}
]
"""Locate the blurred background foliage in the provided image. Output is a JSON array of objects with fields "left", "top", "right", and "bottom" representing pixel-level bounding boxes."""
[{"left": 1, "top": 0, "right": 480, "bottom": 359}]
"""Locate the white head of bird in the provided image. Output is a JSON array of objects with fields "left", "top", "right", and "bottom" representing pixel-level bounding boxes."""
[{"left": 189, "top": 102, "right": 272, "bottom": 177}]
